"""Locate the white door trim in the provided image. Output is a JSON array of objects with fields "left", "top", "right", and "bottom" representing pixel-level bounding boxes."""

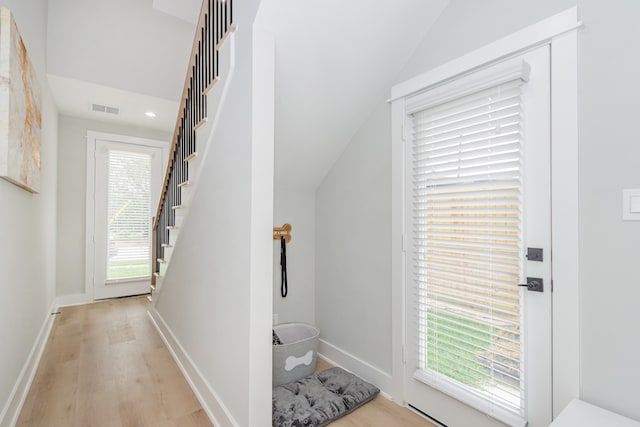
[
  {"left": 85, "top": 131, "right": 168, "bottom": 301},
  {"left": 390, "top": 6, "right": 580, "bottom": 420}
]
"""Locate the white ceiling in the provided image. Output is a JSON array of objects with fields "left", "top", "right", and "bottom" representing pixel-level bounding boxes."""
[
  {"left": 46, "top": 0, "right": 200, "bottom": 131},
  {"left": 48, "top": 74, "right": 180, "bottom": 131},
  {"left": 45, "top": 0, "right": 448, "bottom": 186},
  {"left": 47, "top": 0, "right": 196, "bottom": 100},
  {"left": 256, "top": 0, "right": 449, "bottom": 190}
]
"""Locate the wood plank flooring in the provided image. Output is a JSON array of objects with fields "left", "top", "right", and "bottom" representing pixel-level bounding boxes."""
[
  {"left": 17, "top": 296, "right": 435, "bottom": 426},
  {"left": 16, "top": 296, "right": 211, "bottom": 427},
  {"left": 314, "top": 358, "right": 437, "bottom": 427}
]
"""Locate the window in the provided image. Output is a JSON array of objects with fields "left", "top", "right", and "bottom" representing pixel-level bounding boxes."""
[
  {"left": 106, "top": 149, "right": 152, "bottom": 281},
  {"left": 410, "top": 78, "right": 524, "bottom": 413}
]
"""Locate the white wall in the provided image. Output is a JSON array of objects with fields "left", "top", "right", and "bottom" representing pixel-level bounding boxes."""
[
  {"left": 56, "top": 115, "right": 169, "bottom": 297},
  {"left": 314, "top": 0, "right": 640, "bottom": 422},
  {"left": 0, "top": 0, "right": 58, "bottom": 422},
  {"left": 315, "top": 102, "right": 392, "bottom": 374},
  {"left": 572, "top": 1, "right": 640, "bottom": 420},
  {"left": 273, "top": 189, "right": 315, "bottom": 325},
  {"left": 153, "top": 0, "right": 270, "bottom": 425}
]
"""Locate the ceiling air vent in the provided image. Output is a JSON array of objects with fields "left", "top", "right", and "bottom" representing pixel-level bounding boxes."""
[{"left": 91, "top": 103, "right": 120, "bottom": 115}]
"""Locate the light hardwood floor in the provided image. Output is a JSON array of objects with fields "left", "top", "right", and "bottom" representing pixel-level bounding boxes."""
[
  {"left": 16, "top": 296, "right": 211, "bottom": 427},
  {"left": 17, "top": 296, "right": 436, "bottom": 426},
  {"left": 314, "top": 359, "right": 437, "bottom": 427}
]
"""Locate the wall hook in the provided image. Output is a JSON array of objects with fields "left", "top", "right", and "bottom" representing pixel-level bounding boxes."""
[{"left": 273, "top": 224, "right": 292, "bottom": 243}]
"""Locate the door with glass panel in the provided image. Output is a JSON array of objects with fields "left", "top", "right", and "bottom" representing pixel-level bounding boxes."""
[
  {"left": 404, "top": 47, "right": 551, "bottom": 427},
  {"left": 93, "top": 139, "right": 164, "bottom": 300}
]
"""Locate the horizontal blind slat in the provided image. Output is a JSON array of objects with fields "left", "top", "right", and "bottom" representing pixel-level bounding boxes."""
[
  {"left": 422, "top": 311, "right": 521, "bottom": 351},
  {"left": 426, "top": 331, "right": 521, "bottom": 370},
  {"left": 412, "top": 80, "right": 523, "bottom": 124},
  {"left": 412, "top": 107, "right": 521, "bottom": 142}
]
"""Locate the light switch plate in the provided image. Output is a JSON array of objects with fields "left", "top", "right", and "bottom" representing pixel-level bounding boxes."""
[{"left": 623, "top": 189, "right": 640, "bottom": 220}]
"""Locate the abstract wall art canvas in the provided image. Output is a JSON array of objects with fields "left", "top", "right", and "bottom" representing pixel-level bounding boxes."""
[{"left": 0, "top": 7, "right": 42, "bottom": 193}]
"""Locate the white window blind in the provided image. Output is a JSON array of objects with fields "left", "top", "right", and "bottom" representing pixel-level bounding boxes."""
[
  {"left": 107, "top": 150, "right": 152, "bottom": 281},
  {"left": 411, "top": 78, "right": 525, "bottom": 416}
]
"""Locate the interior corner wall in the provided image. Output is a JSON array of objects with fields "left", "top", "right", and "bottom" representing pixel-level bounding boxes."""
[
  {"left": 315, "top": 101, "right": 392, "bottom": 375},
  {"left": 0, "top": 0, "right": 58, "bottom": 422},
  {"left": 273, "top": 189, "right": 315, "bottom": 326},
  {"left": 314, "top": 0, "right": 640, "bottom": 421},
  {"left": 55, "top": 115, "right": 170, "bottom": 297}
]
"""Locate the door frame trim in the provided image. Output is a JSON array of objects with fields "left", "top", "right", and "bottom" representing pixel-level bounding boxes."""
[
  {"left": 390, "top": 6, "right": 580, "bottom": 420},
  {"left": 85, "top": 131, "right": 168, "bottom": 301}
]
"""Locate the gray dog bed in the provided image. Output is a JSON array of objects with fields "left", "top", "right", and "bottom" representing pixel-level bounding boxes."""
[{"left": 272, "top": 367, "right": 380, "bottom": 427}]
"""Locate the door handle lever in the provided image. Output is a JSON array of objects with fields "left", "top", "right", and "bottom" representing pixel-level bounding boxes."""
[{"left": 518, "top": 277, "right": 544, "bottom": 292}]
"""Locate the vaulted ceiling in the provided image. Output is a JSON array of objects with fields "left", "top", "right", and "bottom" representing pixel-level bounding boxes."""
[
  {"left": 256, "top": 0, "right": 448, "bottom": 190},
  {"left": 46, "top": 0, "right": 448, "bottom": 187}
]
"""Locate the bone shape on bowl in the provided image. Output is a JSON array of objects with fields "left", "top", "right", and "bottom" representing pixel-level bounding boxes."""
[{"left": 284, "top": 350, "right": 313, "bottom": 371}]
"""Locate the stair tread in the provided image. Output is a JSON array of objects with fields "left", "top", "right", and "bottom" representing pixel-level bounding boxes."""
[
  {"left": 204, "top": 76, "right": 220, "bottom": 95},
  {"left": 194, "top": 117, "right": 207, "bottom": 131},
  {"left": 184, "top": 152, "right": 199, "bottom": 162}
]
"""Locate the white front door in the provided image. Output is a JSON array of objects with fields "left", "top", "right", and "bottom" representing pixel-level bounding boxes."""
[
  {"left": 403, "top": 46, "right": 552, "bottom": 427},
  {"left": 91, "top": 137, "right": 165, "bottom": 300}
]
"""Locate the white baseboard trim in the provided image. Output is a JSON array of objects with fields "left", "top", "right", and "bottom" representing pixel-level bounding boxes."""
[
  {"left": 0, "top": 300, "right": 57, "bottom": 427},
  {"left": 147, "top": 306, "right": 239, "bottom": 427},
  {"left": 318, "top": 339, "right": 393, "bottom": 399},
  {"left": 55, "top": 293, "right": 92, "bottom": 308}
]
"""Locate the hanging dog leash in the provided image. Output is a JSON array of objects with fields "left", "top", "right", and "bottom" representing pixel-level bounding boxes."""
[{"left": 280, "top": 236, "right": 288, "bottom": 297}]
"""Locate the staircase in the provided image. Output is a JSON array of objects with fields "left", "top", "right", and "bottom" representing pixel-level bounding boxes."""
[{"left": 150, "top": 0, "right": 235, "bottom": 303}]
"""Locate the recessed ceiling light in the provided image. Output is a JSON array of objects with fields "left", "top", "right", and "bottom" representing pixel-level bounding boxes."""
[{"left": 145, "top": 111, "right": 156, "bottom": 118}]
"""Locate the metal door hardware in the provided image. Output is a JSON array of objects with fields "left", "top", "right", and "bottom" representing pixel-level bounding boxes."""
[
  {"left": 518, "top": 277, "right": 544, "bottom": 292},
  {"left": 526, "top": 247, "right": 543, "bottom": 262}
]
